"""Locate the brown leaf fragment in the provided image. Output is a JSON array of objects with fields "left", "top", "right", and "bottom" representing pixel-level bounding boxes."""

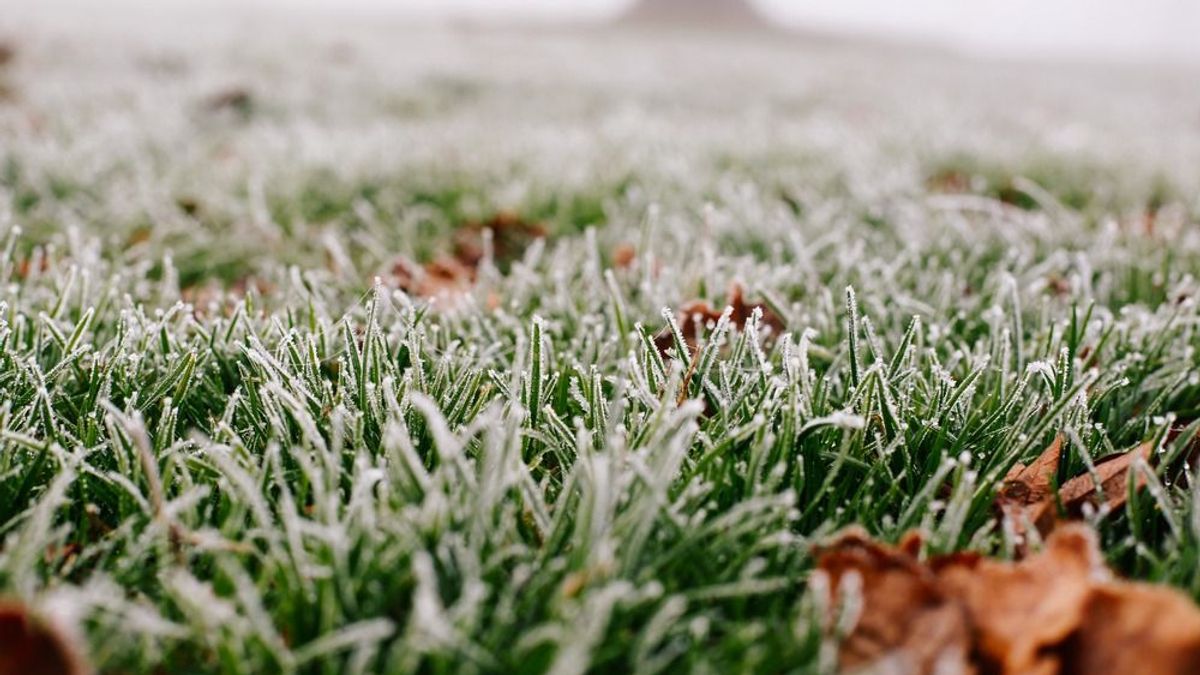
[
  {"left": 385, "top": 212, "right": 544, "bottom": 308},
  {"left": 181, "top": 276, "right": 274, "bottom": 318},
  {"left": 651, "top": 299, "right": 721, "bottom": 360},
  {"left": 726, "top": 283, "right": 785, "bottom": 338},
  {"left": 13, "top": 254, "right": 52, "bottom": 281},
  {"left": 175, "top": 196, "right": 202, "bottom": 217},
  {"left": 388, "top": 255, "right": 476, "bottom": 307},
  {"left": 996, "top": 435, "right": 1063, "bottom": 540},
  {"left": 934, "top": 525, "right": 1105, "bottom": 675},
  {"left": 655, "top": 283, "right": 786, "bottom": 360},
  {"left": 0, "top": 600, "right": 90, "bottom": 675},
  {"left": 996, "top": 438, "right": 1153, "bottom": 540},
  {"left": 1056, "top": 441, "right": 1152, "bottom": 518},
  {"left": 1067, "top": 582, "right": 1200, "bottom": 675},
  {"left": 999, "top": 435, "right": 1062, "bottom": 506},
  {"left": 452, "top": 211, "right": 546, "bottom": 269},
  {"left": 819, "top": 524, "right": 1200, "bottom": 675},
  {"left": 814, "top": 529, "right": 973, "bottom": 674}
]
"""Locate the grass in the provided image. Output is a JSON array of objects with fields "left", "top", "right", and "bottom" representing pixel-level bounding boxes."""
[{"left": 2, "top": 7, "right": 1200, "bottom": 674}]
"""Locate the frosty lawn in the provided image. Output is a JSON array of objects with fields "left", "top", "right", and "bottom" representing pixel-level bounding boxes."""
[{"left": 1, "top": 7, "right": 1200, "bottom": 674}]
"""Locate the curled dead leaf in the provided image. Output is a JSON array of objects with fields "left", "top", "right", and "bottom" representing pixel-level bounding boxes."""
[
  {"left": 386, "top": 212, "right": 544, "bottom": 308},
  {"left": 997, "top": 437, "right": 1153, "bottom": 543},
  {"left": 181, "top": 276, "right": 273, "bottom": 318},
  {"left": 997, "top": 435, "right": 1064, "bottom": 542},
  {"left": 934, "top": 526, "right": 1105, "bottom": 674},
  {"left": 655, "top": 283, "right": 785, "bottom": 359},
  {"left": 0, "top": 600, "right": 90, "bottom": 675},
  {"left": 814, "top": 528, "right": 971, "bottom": 674},
  {"left": 452, "top": 211, "right": 546, "bottom": 269},
  {"left": 388, "top": 256, "right": 476, "bottom": 307},
  {"left": 817, "top": 524, "right": 1200, "bottom": 675},
  {"left": 1057, "top": 442, "right": 1152, "bottom": 518}
]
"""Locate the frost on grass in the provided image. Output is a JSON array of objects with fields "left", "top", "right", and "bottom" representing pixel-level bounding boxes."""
[{"left": 1, "top": 5, "right": 1200, "bottom": 674}]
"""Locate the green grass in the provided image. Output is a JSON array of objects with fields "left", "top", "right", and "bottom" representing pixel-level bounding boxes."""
[{"left": 2, "top": 8, "right": 1200, "bottom": 674}]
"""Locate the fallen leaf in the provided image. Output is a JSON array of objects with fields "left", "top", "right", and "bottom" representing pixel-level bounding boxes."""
[
  {"left": 1044, "top": 273, "right": 1072, "bottom": 297},
  {"left": 42, "top": 543, "right": 81, "bottom": 567},
  {"left": 655, "top": 283, "right": 785, "bottom": 359},
  {"left": 1068, "top": 581, "right": 1200, "bottom": 674},
  {"left": 934, "top": 525, "right": 1104, "bottom": 675},
  {"left": 996, "top": 438, "right": 1152, "bottom": 541},
  {"left": 0, "top": 600, "right": 90, "bottom": 675},
  {"left": 726, "top": 284, "right": 785, "bottom": 337},
  {"left": 658, "top": 299, "right": 721, "bottom": 358},
  {"left": 13, "top": 255, "right": 51, "bottom": 281},
  {"left": 125, "top": 226, "right": 154, "bottom": 247},
  {"left": 817, "top": 524, "right": 1200, "bottom": 675},
  {"left": 1057, "top": 441, "right": 1152, "bottom": 517},
  {"left": 181, "top": 276, "right": 274, "bottom": 318},
  {"left": 996, "top": 435, "right": 1063, "bottom": 541},
  {"left": 386, "top": 212, "right": 545, "bottom": 308},
  {"left": 814, "top": 528, "right": 972, "bottom": 674},
  {"left": 452, "top": 211, "right": 546, "bottom": 269},
  {"left": 389, "top": 255, "right": 476, "bottom": 307}
]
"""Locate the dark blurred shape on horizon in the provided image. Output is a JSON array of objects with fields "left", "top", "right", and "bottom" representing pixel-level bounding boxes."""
[{"left": 617, "top": 0, "right": 772, "bottom": 30}]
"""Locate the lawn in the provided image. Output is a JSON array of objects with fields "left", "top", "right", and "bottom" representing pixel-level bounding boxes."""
[{"left": 2, "top": 7, "right": 1200, "bottom": 674}]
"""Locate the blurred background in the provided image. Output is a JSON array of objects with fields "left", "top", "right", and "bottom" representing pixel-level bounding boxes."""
[
  {"left": 14, "top": 0, "right": 1200, "bottom": 65},
  {"left": 3, "top": 0, "right": 1198, "bottom": 282}
]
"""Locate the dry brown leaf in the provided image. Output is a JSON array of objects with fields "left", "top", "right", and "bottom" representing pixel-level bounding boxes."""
[
  {"left": 996, "top": 438, "right": 1152, "bottom": 540},
  {"left": 175, "top": 196, "right": 202, "bottom": 217},
  {"left": 655, "top": 283, "right": 786, "bottom": 359},
  {"left": 0, "top": 600, "right": 90, "bottom": 675},
  {"left": 452, "top": 212, "right": 546, "bottom": 269},
  {"left": 1068, "top": 582, "right": 1200, "bottom": 674},
  {"left": 181, "top": 276, "right": 274, "bottom": 318},
  {"left": 934, "top": 525, "right": 1105, "bottom": 675},
  {"left": 387, "top": 212, "right": 545, "bottom": 308},
  {"left": 388, "top": 255, "right": 476, "bottom": 307},
  {"left": 814, "top": 529, "right": 973, "bottom": 674},
  {"left": 816, "top": 524, "right": 1200, "bottom": 675},
  {"left": 13, "top": 255, "right": 51, "bottom": 281},
  {"left": 1057, "top": 441, "right": 1152, "bottom": 517},
  {"left": 997, "top": 435, "right": 1063, "bottom": 539}
]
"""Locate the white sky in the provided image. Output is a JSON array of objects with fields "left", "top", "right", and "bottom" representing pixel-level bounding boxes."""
[
  {"left": 274, "top": 0, "right": 1200, "bottom": 63},
  {"left": 19, "top": 0, "right": 1200, "bottom": 64}
]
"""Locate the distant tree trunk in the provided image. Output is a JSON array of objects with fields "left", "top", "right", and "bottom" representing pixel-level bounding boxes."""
[{"left": 617, "top": 0, "right": 770, "bottom": 30}]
